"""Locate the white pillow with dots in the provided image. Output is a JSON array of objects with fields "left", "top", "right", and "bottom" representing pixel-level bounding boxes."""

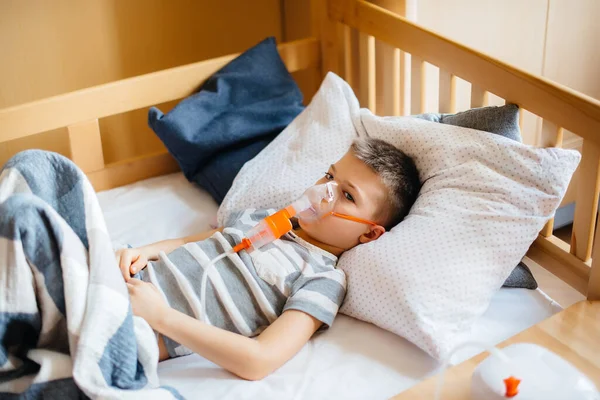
[{"left": 218, "top": 72, "right": 580, "bottom": 360}]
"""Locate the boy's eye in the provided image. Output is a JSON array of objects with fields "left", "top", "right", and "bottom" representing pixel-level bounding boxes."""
[
  {"left": 324, "top": 172, "right": 333, "bottom": 180},
  {"left": 344, "top": 191, "right": 355, "bottom": 202}
]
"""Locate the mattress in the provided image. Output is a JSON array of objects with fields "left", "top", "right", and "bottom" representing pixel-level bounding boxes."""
[{"left": 97, "top": 173, "right": 562, "bottom": 400}]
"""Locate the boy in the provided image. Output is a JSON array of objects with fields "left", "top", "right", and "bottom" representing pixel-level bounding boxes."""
[{"left": 117, "top": 137, "right": 420, "bottom": 380}]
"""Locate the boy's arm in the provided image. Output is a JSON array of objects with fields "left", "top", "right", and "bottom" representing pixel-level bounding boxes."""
[
  {"left": 139, "top": 228, "right": 223, "bottom": 260},
  {"left": 157, "top": 308, "right": 321, "bottom": 380},
  {"left": 116, "top": 228, "right": 223, "bottom": 280},
  {"left": 127, "top": 279, "right": 321, "bottom": 380}
]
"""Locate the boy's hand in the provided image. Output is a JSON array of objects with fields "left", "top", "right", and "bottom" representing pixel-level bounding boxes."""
[
  {"left": 127, "top": 279, "right": 169, "bottom": 328},
  {"left": 115, "top": 247, "right": 150, "bottom": 281}
]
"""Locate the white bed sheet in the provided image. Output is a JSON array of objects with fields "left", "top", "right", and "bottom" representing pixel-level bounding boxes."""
[{"left": 98, "top": 173, "right": 562, "bottom": 400}]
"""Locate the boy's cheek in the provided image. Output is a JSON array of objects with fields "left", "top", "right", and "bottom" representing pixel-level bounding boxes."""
[
  {"left": 320, "top": 218, "right": 357, "bottom": 239},
  {"left": 303, "top": 216, "right": 360, "bottom": 245}
]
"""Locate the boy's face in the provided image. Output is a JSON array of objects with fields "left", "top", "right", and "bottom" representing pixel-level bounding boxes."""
[{"left": 299, "top": 150, "right": 388, "bottom": 250}]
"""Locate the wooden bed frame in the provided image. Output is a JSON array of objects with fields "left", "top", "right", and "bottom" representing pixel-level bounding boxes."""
[{"left": 1, "top": 0, "right": 599, "bottom": 304}]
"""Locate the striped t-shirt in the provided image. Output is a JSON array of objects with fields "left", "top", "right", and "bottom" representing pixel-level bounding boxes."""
[{"left": 139, "top": 208, "right": 347, "bottom": 358}]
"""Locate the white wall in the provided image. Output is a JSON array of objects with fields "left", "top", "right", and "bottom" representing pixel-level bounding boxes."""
[{"left": 415, "top": 0, "right": 600, "bottom": 146}]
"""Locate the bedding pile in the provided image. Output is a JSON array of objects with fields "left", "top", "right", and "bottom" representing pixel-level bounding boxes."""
[
  {"left": 99, "top": 171, "right": 563, "bottom": 400},
  {"left": 0, "top": 151, "right": 179, "bottom": 399}
]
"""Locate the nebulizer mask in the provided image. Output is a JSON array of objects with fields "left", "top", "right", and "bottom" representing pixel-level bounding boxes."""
[
  {"left": 200, "top": 182, "right": 339, "bottom": 323},
  {"left": 235, "top": 181, "right": 338, "bottom": 251}
]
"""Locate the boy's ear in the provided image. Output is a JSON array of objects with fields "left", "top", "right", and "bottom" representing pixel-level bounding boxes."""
[{"left": 359, "top": 225, "right": 386, "bottom": 244}]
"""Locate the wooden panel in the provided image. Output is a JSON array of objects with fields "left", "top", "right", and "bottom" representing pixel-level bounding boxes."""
[
  {"left": 358, "top": 33, "right": 376, "bottom": 112},
  {"left": 67, "top": 119, "right": 104, "bottom": 173},
  {"left": 1, "top": 0, "right": 284, "bottom": 165},
  {"left": 0, "top": 129, "right": 69, "bottom": 167},
  {"left": 470, "top": 84, "right": 488, "bottom": 108},
  {"left": 438, "top": 70, "right": 456, "bottom": 114},
  {"left": 328, "top": 0, "right": 600, "bottom": 147},
  {"left": 410, "top": 56, "right": 426, "bottom": 114},
  {"left": 571, "top": 140, "right": 600, "bottom": 262},
  {"left": 0, "top": 1, "right": 283, "bottom": 108},
  {"left": 88, "top": 151, "right": 179, "bottom": 192},
  {"left": 544, "top": 0, "right": 600, "bottom": 101},
  {"left": 0, "top": 39, "right": 321, "bottom": 143}
]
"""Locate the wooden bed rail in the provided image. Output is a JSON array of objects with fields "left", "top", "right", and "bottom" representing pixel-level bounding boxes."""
[
  {"left": 0, "top": 38, "right": 320, "bottom": 144},
  {"left": 0, "top": 38, "right": 320, "bottom": 189},
  {"left": 326, "top": 0, "right": 600, "bottom": 147},
  {"left": 323, "top": 0, "right": 600, "bottom": 299}
]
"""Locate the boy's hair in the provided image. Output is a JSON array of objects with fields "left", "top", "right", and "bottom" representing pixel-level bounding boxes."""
[{"left": 351, "top": 138, "right": 421, "bottom": 230}]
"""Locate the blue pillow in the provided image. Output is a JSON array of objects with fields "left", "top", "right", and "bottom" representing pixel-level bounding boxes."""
[{"left": 148, "top": 37, "right": 304, "bottom": 204}]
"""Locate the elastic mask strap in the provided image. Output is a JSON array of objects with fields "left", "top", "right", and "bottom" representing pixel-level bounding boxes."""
[{"left": 329, "top": 211, "right": 383, "bottom": 230}]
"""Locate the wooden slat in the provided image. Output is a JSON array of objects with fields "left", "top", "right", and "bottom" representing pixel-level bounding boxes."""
[
  {"left": 539, "top": 119, "right": 565, "bottom": 147},
  {"left": 375, "top": 40, "right": 388, "bottom": 115},
  {"left": 328, "top": 0, "right": 600, "bottom": 146},
  {"left": 571, "top": 140, "right": 600, "bottom": 262},
  {"left": 539, "top": 119, "right": 564, "bottom": 237},
  {"left": 88, "top": 150, "right": 179, "bottom": 192},
  {"left": 343, "top": 25, "right": 354, "bottom": 87},
  {"left": 391, "top": 47, "right": 401, "bottom": 116},
  {"left": 539, "top": 217, "right": 554, "bottom": 240},
  {"left": 528, "top": 235, "right": 591, "bottom": 295},
  {"left": 375, "top": 40, "right": 400, "bottom": 116},
  {"left": 359, "top": 33, "right": 376, "bottom": 112},
  {"left": 589, "top": 211, "right": 600, "bottom": 300},
  {"left": 0, "top": 38, "right": 321, "bottom": 143},
  {"left": 518, "top": 107, "right": 525, "bottom": 131},
  {"left": 312, "top": 0, "right": 340, "bottom": 78},
  {"left": 67, "top": 119, "right": 104, "bottom": 173},
  {"left": 410, "top": 56, "right": 426, "bottom": 114},
  {"left": 399, "top": 51, "right": 410, "bottom": 115},
  {"left": 438, "top": 70, "right": 456, "bottom": 114},
  {"left": 470, "top": 84, "right": 488, "bottom": 108}
]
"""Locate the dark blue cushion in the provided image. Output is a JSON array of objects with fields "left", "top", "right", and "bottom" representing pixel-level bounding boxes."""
[{"left": 148, "top": 37, "right": 304, "bottom": 204}]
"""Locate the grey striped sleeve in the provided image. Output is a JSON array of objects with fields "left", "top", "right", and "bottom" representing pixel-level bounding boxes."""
[{"left": 283, "top": 270, "right": 346, "bottom": 328}]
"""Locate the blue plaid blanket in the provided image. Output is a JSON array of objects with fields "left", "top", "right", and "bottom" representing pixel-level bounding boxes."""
[{"left": 0, "top": 150, "right": 181, "bottom": 399}]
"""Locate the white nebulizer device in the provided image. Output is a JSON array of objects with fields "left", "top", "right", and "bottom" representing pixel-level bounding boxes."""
[
  {"left": 434, "top": 341, "right": 599, "bottom": 400},
  {"left": 200, "top": 182, "right": 338, "bottom": 323}
]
